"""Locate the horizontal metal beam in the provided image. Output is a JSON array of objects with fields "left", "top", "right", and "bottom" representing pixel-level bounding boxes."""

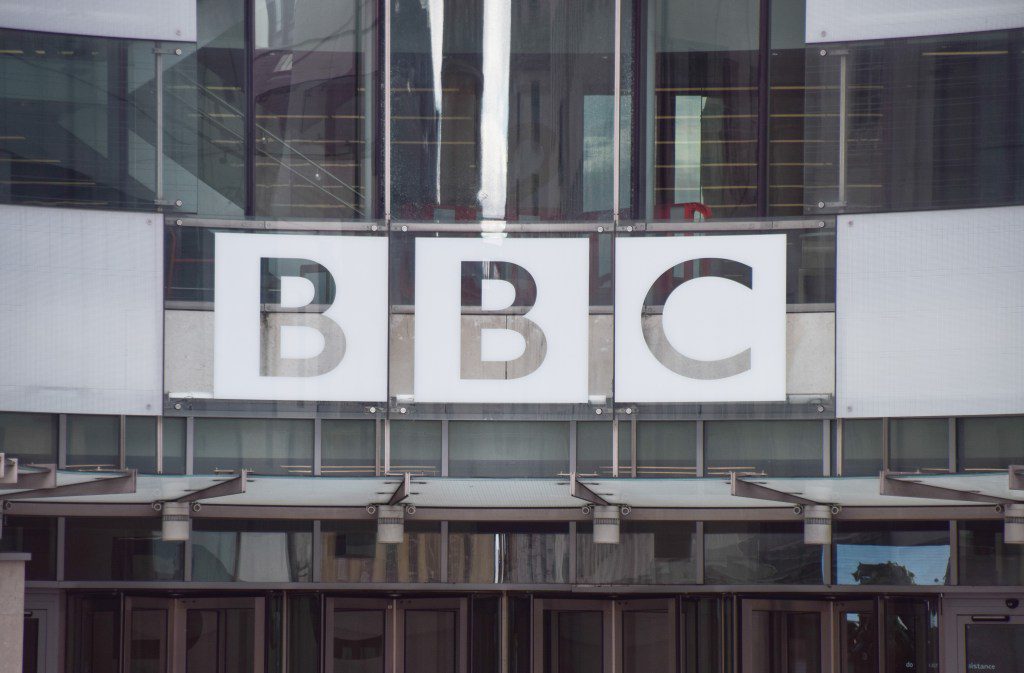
[
  {"left": 880, "top": 471, "right": 1010, "bottom": 505},
  {"left": 7, "top": 470, "right": 135, "bottom": 500},
  {"left": 730, "top": 473, "right": 820, "bottom": 507},
  {"left": 173, "top": 471, "right": 248, "bottom": 503},
  {"left": 570, "top": 474, "right": 611, "bottom": 506}
]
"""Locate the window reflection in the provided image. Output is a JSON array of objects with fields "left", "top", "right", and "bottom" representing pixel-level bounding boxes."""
[
  {"left": 958, "top": 520, "right": 1024, "bottom": 586},
  {"left": 448, "top": 522, "right": 569, "bottom": 583},
  {"left": 391, "top": 0, "right": 615, "bottom": 221},
  {"left": 833, "top": 522, "right": 950, "bottom": 586},
  {"left": 321, "top": 521, "right": 441, "bottom": 582},
  {"left": 577, "top": 521, "right": 698, "bottom": 583},
  {"left": 64, "top": 517, "right": 183, "bottom": 581},
  {"left": 191, "top": 519, "right": 313, "bottom": 582},
  {"left": 704, "top": 522, "right": 822, "bottom": 584}
]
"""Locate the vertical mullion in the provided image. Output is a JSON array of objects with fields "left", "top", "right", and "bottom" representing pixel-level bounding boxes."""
[
  {"left": 383, "top": 418, "right": 391, "bottom": 474},
  {"left": 375, "top": 417, "right": 383, "bottom": 477},
  {"left": 568, "top": 520, "right": 578, "bottom": 584},
  {"left": 835, "top": 418, "right": 844, "bottom": 477},
  {"left": 696, "top": 420, "right": 705, "bottom": 478},
  {"left": 630, "top": 416, "right": 637, "bottom": 477},
  {"left": 441, "top": 419, "right": 449, "bottom": 477},
  {"left": 119, "top": 415, "right": 127, "bottom": 470},
  {"left": 822, "top": 531, "right": 833, "bottom": 585},
  {"left": 183, "top": 520, "right": 192, "bottom": 581},
  {"left": 881, "top": 417, "right": 890, "bottom": 472},
  {"left": 313, "top": 416, "right": 322, "bottom": 476},
  {"left": 185, "top": 416, "right": 195, "bottom": 475},
  {"left": 244, "top": 0, "right": 255, "bottom": 216},
  {"left": 755, "top": 0, "right": 771, "bottom": 217},
  {"left": 569, "top": 420, "right": 578, "bottom": 474},
  {"left": 948, "top": 417, "right": 957, "bottom": 472},
  {"left": 440, "top": 520, "right": 449, "bottom": 583},
  {"left": 612, "top": 0, "right": 622, "bottom": 221},
  {"left": 822, "top": 419, "right": 830, "bottom": 477},
  {"left": 382, "top": 0, "right": 392, "bottom": 219},
  {"left": 312, "top": 519, "right": 322, "bottom": 583},
  {"left": 58, "top": 414, "right": 67, "bottom": 469},
  {"left": 695, "top": 520, "right": 705, "bottom": 584},
  {"left": 55, "top": 516, "right": 66, "bottom": 582},
  {"left": 949, "top": 520, "right": 959, "bottom": 586},
  {"left": 156, "top": 416, "right": 164, "bottom": 474},
  {"left": 612, "top": 419, "right": 619, "bottom": 478}
]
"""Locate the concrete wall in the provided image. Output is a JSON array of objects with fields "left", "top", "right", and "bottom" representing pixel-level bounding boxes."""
[{"left": 0, "top": 554, "right": 29, "bottom": 673}]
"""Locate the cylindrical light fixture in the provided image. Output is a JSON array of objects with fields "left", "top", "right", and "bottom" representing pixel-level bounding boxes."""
[
  {"left": 376, "top": 504, "right": 405, "bottom": 544},
  {"left": 592, "top": 505, "right": 621, "bottom": 545},
  {"left": 1005, "top": 504, "right": 1024, "bottom": 544},
  {"left": 161, "top": 501, "right": 190, "bottom": 542},
  {"left": 803, "top": 504, "right": 832, "bottom": 545}
]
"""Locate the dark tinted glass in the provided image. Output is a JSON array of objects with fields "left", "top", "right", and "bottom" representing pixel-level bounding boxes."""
[
  {"left": 64, "top": 517, "right": 183, "bottom": 580},
  {"left": 577, "top": 521, "right": 698, "bottom": 583},
  {"left": 0, "top": 412, "right": 56, "bottom": 464},
  {"left": 966, "top": 624, "right": 1024, "bottom": 672},
  {"left": 958, "top": 520, "right": 1024, "bottom": 586},
  {"left": 0, "top": 516, "right": 56, "bottom": 580},
  {"left": 391, "top": 0, "right": 615, "bottom": 221},
  {"left": 842, "top": 419, "right": 882, "bottom": 477},
  {"left": 289, "top": 594, "right": 320, "bottom": 673},
  {"left": 957, "top": 415, "right": 1024, "bottom": 472},
  {"left": 253, "top": 0, "right": 378, "bottom": 219},
  {"left": 636, "top": 421, "right": 697, "bottom": 478},
  {"left": 162, "top": 417, "right": 187, "bottom": 475},
  {"left": 322, "top": 419, "right": 377, "bottom": 476},
  {"left": 800, "top": 30, "right": 1024, "bottom": 214},
  {"left": 888, "top": 418, "right": 948, "bottom": 473},
  {"left": 704, "top": 522, "right": 823, "bottom": 584},
  {"left": 885, "top": 599, "right": 939, "bottom": 673},
  {"left": 389, "top": 421, "right": 442, "bottom": 476},
  {"left": 448, "top": 522, "right": 569, "bottom": 583},
  {"left": 191, "top": 519, "right": 312, "bottom": 582},
  {"left": 193, "top": 417, "right": 314, "bottom": 475},
  {"left": 833, "top": 521, "right": 950, "bottom": 586},
  {"left": 124, "top": 416, "right": 157, "bottom": 473},
  {"left": 70, "top": 596, "right": 120, "bottom": 673},
  {"left": 705, "top": 420, "right": 823, "bottom": 477},
  {"left": 321, "top": 520, "right": 441, "bottom": 582},
  {"left": 448, "top": 421, "right": 568, "bottom": 477},
  {"left": 66, "top": 415, "right": 119, "bottom": 470},
  {"left": 576, "top": 421, "right": 631, "bottom": 477},
  {"left": 642, "top": 0, "right": 760, "bottom": 220}
]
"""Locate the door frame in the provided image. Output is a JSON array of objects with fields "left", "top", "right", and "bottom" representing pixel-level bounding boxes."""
[
  {"left": 833, "top": 599, "right": 878, "bottom": 673},
  {"left": 171, "top": 596, "right": 266, "bottom": 673},
  {"left": 741, "top": 599, "right": 833, "bottom": 673},
  {"left": 323, "top": 597, "right": 393, "bottom": 673},
  {"left": 532, "top": 598, "right": 615, "bottom": 673},
  {"left": 619, "top": 598, "right": 678, "bottom": 673},
  {"left": 123, "top": 596, "right": 176, "bottom": 673},
  {"left": 23, "top": 590, "right": 60, "bottom": 673},
  {"left": 394, "top": 597, "right": 468, "bottom": 673}
]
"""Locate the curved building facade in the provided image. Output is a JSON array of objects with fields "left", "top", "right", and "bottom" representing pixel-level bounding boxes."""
[{"left": 1, "top": 0, "right": 1023, "bottom": 671}]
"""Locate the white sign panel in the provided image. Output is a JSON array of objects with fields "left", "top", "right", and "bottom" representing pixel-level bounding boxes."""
[
  {"left": 214, "top": 233, "right": 388, "bottom": 401},
  {"left": 615, "top": 235, "right": 787, "bottom": 403},
  {"left": 807, "top": 0, "right": 1024, "bottom": 44},
  {"left": 0, "top": 0, "right": 197, "bottom": 43},
  {"left": 414, "top": 237, "right": 590, "bottom": 403}
]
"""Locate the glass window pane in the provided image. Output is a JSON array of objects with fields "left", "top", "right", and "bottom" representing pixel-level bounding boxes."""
[
  {"left": 705, "top": 420, "right": 823, "bottom": 477},
  {"left": 577, "top": 521, "right": 698, "bottom": 583},
  {"left": 70, "top": 596, "right": 121, "bottom": 673},
  {"left": 404, "top": 610, "right": 457, "bottom": 673},
  {"left": 704, "top": 522, "right": 823, "bottom": 584},
  {"left": 322, "top": 419, "right": 377, "bottom": 476},
  {"left": 125, "top": 416, "right": 157, "bottom": 473},
  {"left": 162, "top": 417, "right": 187, "bottom": 475},
  {"left": 636, "top": 421, "right": 696, "bottom": 478},
  {"left": 645, "top": 0, "right": 760, "bottom": 220},
  {"left": 288, "top": 595, "right": 320, "bottom": 673},
  {"left": 448, "top": 421, "right": 568, "bottom": 478},
  {"left": 390, "top": 0, "right": 615, "bottom": 221},
  {"left": 389, "top": 421, "right": 441, "bottom": 476},
  {"left": 193, "top": 418, "right": 314, "bottom": 475},
  {"left": 833, "top": 522, "right": 950, "bottom": 586},
  {"left": 448, "top": 522, "right": 569, "bottom": 583},
  {"left": 0, "top": 412, "right": 56, "bottom": 464},
  {"left": 64, "top": 517, "right": 183, "bottom": 581},
  {"left": 957, "top": 415, "right": 1024, "bottom": 472},
  {"left": 191, "top": 519, "right": 312, "bottom": 582},
  {"left": 885, "top": 599, "right": 939, "bottom": 673},
  {"left": 67, "top": 415, "right": 120, "bottom": 470},
  {"left": 321, "top": 521, "right": 441, "bottom": 582},
  {"left": 958, "top": 520, "right": 1024, "bottom": 586},
  {"left": 888, "top": 418, "right": 948, "bottom": 473},
  {"left": 576, "top": 421, "right": 630, "bottom": 477},
  {"left": 842, "top": 419, "right": 882, "bottom": 477},
  {"left": 333, "top": 610, "right": 384, "bottom": 672},
  {"left": 966, "top": 624, "right": 1024, "bottom": 672},
  {"left": 254, "top": 0, "right": 378, "bottom": 219},
  {"left": 0, "top": 516, "right": 56, "bottom": 580}
]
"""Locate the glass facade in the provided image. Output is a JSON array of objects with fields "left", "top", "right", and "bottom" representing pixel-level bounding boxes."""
[
  {"left": 833, "top": 522, "right": 950, "bottom": 586},
  {"left": 191, "top": 518, "right": 313, "bottom": 582}
]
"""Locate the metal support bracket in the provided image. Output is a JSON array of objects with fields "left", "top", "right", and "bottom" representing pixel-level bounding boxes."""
[
  {"left": 1009, "top": 466, "right": 1024, "bottom": 491},
  {"left": 173, "top": 470, "right": 249, "bottom": 503},
  {"left": 730, "top": 473, "right": 821, "bottom": 507},
  {"left": 378, "top": 473, "right": 423, "bottom": 506},
  {"left": 7, "top": 469, "right": 136, "bottom": 500},
  {"left": 569, "top": 473, "right": 612, "bottom": 507},
  {"left": 0, "top": 464, "right": 57, "bottom": 491},
  {"left": 880, "top": 470, "right": 1011, "bottom": 504},
  {"left": 0, "top": 455, "right": 14, "bottom": 484}
]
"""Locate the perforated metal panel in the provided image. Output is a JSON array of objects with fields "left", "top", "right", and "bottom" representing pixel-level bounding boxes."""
[
  {"left": 0, "top": 205, "right": 163, "bottom": 415},
  {"left": 806, "top": 0, "right": 1024, "bottom": 43},
  {"left": 0, "top": 0, "right": 197, "bottom": 42},
  {"left": 836, "top": 206, "right": 1024, "bottom": 418}
]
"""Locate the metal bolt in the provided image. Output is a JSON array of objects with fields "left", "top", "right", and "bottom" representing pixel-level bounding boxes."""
[
  {"left": 626, "top": 225, "right": 634, "bottom": 232},
  {"left": 368, "top": 406, "right": 377, "bottom": 414},
  {"left": 625, "top": 407, "right": 633, "bottom": 415},
  {"left": 597, "top": 226, "right": 604, "bottom": 233},
  {"left": 371, "top": 224, "right": 378, "bottom": 232},
  {"left": 595, "top": 408, "right": 603, "bottom": 415},
  {"left": 174, "top": 48, "right": 182, "bottom": 55},
  {"left": 174, "top": 403, "right": 182, "bottom": 410},
  {"left": 174, "top": 200, "right": 183, "bottom": 207},
  {"left": 820, "top": 49, "right": 827, "bottom": 56},
  {"left": 401, "top": 225, "right": 408, "bottom": 232},
  {"left": 817, "top": 202, "right": 825, "bottom": 209},
  {"left": 175, "top": 219, "right": 183, "bottom": 226},
  {"left": 399, "top": 407, "right": 407, "bottom": 414},
  {"left": 817, "top": 221, "right": 825, "bottom": 228}
]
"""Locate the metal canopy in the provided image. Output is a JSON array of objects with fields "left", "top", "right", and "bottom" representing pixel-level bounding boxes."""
[
  {"left": 10, "top": 471, "right": 1017, "bottom": 509},
  {"left": 879, "top": 470, "right": 1018, "bottom": 505},
  {"left": 0, "top": 461, "right": 56, "bottom": 490}
]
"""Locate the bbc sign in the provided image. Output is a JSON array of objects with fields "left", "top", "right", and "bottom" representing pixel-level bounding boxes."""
[{"left": 214, "top": 233, "right": 786, "bottom": 404}]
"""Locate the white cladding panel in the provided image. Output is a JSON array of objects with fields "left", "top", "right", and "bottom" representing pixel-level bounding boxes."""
[
  {"left": 837, "top": 206, "right": 1024, "bottom": 418},
  {"left": 807, "top": 0, "right": 1024, "bottom": 43},
  {"left": 0, "top": 0, "right": 196, "bottom": 42},
  {"left": 0, "top": 205, "right": 163, "bottom": 415}
]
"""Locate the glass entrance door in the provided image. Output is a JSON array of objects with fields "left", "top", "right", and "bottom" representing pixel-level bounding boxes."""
[
  {"left": 324, "top": 597, "right": 467, "bottom": 673},
  {"left": 742, "top": 600, "right": 831, "bottom": 673},
  {"left": 534, "top": 599, "right": 677, "bottom": 673},
  {"left": 123, "top": 597, "right": 264, "bottom": 673},
  {"left": 836, "top": 601, "right": 878, "bottom": 673},
  {"left": 956, "top": 614, "right": 1024, "bottom": 672}
]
